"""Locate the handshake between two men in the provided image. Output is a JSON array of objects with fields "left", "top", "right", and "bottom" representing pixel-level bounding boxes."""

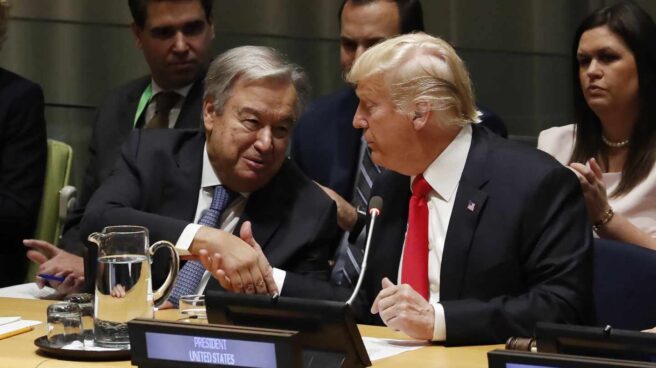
[{"left": 24, "top": 220, "right": 280, "bottom": 301}]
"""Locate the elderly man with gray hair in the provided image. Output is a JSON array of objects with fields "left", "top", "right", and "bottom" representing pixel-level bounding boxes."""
[
  {"left": 346, "top": 33, "right": 593, "bottom": 345},
  {"left": 81, "top": 45, "right": 346, "bottom": 307}
]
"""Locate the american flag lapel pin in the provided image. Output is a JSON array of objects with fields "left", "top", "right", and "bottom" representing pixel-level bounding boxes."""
[{"left": 467, "top": 200, "right": 476, "bottom": 212}]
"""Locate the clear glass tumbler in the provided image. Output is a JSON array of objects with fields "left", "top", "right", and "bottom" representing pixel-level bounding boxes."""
[
  {"left": 64, "top": 293, "right": 94, "bottom": 346},
  {"left": 46, "top": 302, "right": 84, "bottom": 348}
]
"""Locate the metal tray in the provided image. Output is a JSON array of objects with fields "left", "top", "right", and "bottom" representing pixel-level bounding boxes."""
[{"left": 34, "top": 335, "right": 130, "bottom": 360}]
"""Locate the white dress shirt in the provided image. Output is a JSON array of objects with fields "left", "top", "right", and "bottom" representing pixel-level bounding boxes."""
[
  {"left": 397, "top": 124, "right": 472, "bottom": 341},
  {"left": 175, "top": 144, "right": 286, "bottom": 294},
  {"left": 146, "top": 80, "right": 193, "bottom": 128}
]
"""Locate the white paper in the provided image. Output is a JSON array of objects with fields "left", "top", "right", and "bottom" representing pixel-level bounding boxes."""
[
  {"left": 363, "top": 336, "right": 428, "bottom": 361},
  {"left": 0, "top": 282, "right": 58, "bottom": 299},
  {"left": 0, "top": 316, "right": 21, "bottom": 326},
  {"left": 0, "top": 319, "right": 41, "bottom": 336}
]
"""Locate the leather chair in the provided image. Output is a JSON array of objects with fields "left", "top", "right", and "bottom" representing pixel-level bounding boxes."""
[
  {"left": 593, "top": 238, "right": 656, "bottom": 330},
  {"left": 25, "top": 139, "right": 77, "bottom": 281}
]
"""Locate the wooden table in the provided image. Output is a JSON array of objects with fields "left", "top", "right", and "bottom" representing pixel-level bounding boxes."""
[{"left": 0, "top": 297, "right": 500, "bottom": 367}]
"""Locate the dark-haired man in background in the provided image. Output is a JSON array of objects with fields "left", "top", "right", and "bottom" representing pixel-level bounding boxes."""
[
  {"left": 24, "top": 0, "right": 215, "bottom": 293},
  {"left": 291, "top": 0, "right": 427, "bottom": 289}
]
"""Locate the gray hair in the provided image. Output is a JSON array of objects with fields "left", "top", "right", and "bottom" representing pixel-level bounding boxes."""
[
  {"left": 203, "top": 45, "right": 310, "bottom": 119},
  {"left": 0, "top": 0, "right": 10, "bottom": 50}
]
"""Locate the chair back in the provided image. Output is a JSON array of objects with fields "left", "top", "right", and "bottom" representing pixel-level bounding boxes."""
[
  {"left": 33, "top": 139, "right": 73, "bottom": 244},
  {"left": 594, "top": 239, "right": 656, "bottom": 330}
]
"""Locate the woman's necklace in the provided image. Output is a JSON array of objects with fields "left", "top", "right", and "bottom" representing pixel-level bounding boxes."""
[{"left": 601, "top": 135, "right": 630, "bottom": 148}]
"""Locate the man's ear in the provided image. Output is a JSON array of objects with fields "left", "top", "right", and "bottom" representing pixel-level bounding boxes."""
[
  {"left": 411, "top": 101, "right": 431, "bottom": 131},
  {"left": 202, "top": 97, "right": 216, "bottom": 132},
  {"left": 131, "top": 23, "right": 144, "bottom": 49}
]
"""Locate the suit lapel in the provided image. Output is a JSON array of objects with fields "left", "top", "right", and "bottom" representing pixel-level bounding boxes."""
[
  {"left": 440, "top": 126, "right": 490, "bottom": 300},
  {"left": 171, "top": 132, "right": 205, "bottom": 222},
  {"left": 175, "top": 78, "right": 203, "bottom": 130},
  {"left": 236, "top": 161, "right": 291, "bottom": 251}
]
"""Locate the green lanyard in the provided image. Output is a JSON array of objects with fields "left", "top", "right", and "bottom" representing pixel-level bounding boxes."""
[{"left": 133, "top": 84, "right": 153, "bottom": 128}]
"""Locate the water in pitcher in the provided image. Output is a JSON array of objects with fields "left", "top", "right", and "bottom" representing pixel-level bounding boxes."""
[{"left": 94, "top": 254, "right": 153, "bottom": 347}]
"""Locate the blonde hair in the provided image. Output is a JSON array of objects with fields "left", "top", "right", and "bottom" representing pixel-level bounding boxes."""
[{"left": 347, "top": 32, "right": 480, "bottom": 126}]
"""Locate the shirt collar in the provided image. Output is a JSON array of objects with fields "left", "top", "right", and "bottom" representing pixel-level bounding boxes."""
[
  {"left": 201, "top": 143, "right": 220, "bottom": 188},
  {"left": 201, "top": 143, "right": 249, "bottom": 198},
  {"left": 412, "top": 124, "right": 472, "bottom": 202},
  {"left": 150, "top": 79, "right": 193, "bottom": 99}
]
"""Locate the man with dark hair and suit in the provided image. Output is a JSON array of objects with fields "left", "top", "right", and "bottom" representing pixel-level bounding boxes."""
[
  {"left": 81, "top": 45, "right": 345, "bottom": 308},
  {"left": 23, "top": 0, "right": 215, "bottom": 293},
  {"left": 293, "top": 0, "right": 425, "bottom": 212},
  {"left": 291, "top": 0, "right": 507, "bottom": 288},
  {"left": 346, "top": 33, "right": 592, "bottom": 345},
  {"left": 0, "top": 0, "right": 47, "bottom": 287}
]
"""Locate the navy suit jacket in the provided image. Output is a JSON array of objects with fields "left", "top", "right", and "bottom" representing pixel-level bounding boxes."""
[
  {"left": 0, "top": 68, "right": 47, "bottom": 286},
  {"left": 61, "top": 76, "right": 204, "bottom": 254},
  {"left": 291, "top": 87, "right": 508, "bottom": 201},
  {"left": 354, "top": 125, "right": 593, "bottom": 345},
  {"left": 80, "top": 130, "right": 348, "bottom": 300},
  {"left": 291, "top": 87, "right": 361, "bottom": 200}
]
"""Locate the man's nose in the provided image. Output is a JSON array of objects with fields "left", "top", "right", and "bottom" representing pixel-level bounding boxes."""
[
  {"left": 172, "top": 31, "right": 190, "bottom": 53},
  {"left": 354, "top": 45, "right": 367, "bottom": 61},
  {"left": 254, "top": 127, "right": 273, "bottom": 153},
  {"left": 353, "top": 106, "right": 368, "bottom": 129}
]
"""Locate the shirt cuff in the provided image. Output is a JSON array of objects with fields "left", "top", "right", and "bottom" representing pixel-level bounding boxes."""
[
  {"left": 432, "top": 302, "right": 446, "bottom": 341},
  {"left": 176, "top": 223, "right": 201, "bottom": 250},
  {"left": 272, "top": 268, "right": 286, "bottom": 293}
]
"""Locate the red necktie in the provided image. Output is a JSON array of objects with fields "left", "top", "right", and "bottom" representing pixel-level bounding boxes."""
[{"left": 401, "top": 174, "right": 432, "bottom": 300}]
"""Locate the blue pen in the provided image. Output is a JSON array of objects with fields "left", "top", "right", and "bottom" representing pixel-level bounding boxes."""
[{"left": 38, "top": 274, "right": 66, "bottom": 283}]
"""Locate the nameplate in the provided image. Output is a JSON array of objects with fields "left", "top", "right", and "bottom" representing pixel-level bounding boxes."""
[{"left": 128, "top": 319, "right": 301, "bottom": 368}]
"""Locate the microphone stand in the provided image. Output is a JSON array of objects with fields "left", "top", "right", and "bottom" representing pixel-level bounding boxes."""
[{"left": 346, "top": 198, "right": 382, "bottom": 306}]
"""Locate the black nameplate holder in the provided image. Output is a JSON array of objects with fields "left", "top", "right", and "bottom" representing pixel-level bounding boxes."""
[
  {"left": 128, "top": 318, "right": 302, "bottom": 368},
  {"left": 206, "top": 292, "right": 371, "bottom": 368}
]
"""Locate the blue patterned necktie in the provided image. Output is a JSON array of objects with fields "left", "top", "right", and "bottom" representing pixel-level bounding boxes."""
[
  {"left": 168, "top": 185, "right": 237, "bottom": 307},
  {"left": 331, "top": 136, "right": 383, "bottom": 286}
]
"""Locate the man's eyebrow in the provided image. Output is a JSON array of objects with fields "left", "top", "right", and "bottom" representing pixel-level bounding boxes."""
[
  {"left": 236, "top": 107, "right": 262, "bottom": 117},
  {"left": 150, "top": 18, "right": 205, "bottom": 30}
]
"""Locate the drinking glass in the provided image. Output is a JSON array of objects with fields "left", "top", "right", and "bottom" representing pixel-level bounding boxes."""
[
  {"left": 46, "top": 302, "right": 84, "bottom": 348},
  {"left": 178, "top": 294, "right": 207, "bottom": 323},
  {"left": 64, "top": 293, "right": 94, "bottom": 346}
]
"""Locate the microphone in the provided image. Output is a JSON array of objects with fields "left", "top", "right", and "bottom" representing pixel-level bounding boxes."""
[{"left": 346, "top": 196, "right": 383, "bottom": 306}]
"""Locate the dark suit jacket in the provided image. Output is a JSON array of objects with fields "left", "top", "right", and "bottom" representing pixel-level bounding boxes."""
[
  {"left": 355, "top": 125, "right": 593, "bottom": 345},
  {"left": 291, "top": 86, "right": 508, "bottom": 201},
  {"left": 291, "top": 87, "right": 361, "bottom": 200},
  {"left": 0, "top": 68, "right": 47, "bottom": 287},
  {"left": 61, "top": 76, "right": 204, "bottom": 254},
  {"left": 80, "top": 130, "right": 348, "bottom": 300}
]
